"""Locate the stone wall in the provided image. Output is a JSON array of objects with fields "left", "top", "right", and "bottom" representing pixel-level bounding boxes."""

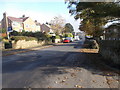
[
  {"left": 12, "top": 40, "right": 46, "bottom": 49},
  {"left": 98, "top": 40, "right": 120, "bottom": 65},
  {"left": 0, "top": 42, "right": 4, "bottom": 50}
]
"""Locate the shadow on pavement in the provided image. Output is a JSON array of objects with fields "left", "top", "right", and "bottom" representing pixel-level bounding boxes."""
[{"left": 2, "top": 50, "right": 119, "bottom": 77}]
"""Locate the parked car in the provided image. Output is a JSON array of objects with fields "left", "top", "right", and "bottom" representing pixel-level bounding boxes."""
[
  {"left": 66, "top": 37, "right": 73, "bottom": 42},
  {"left": 63, "top": 39, "right": 70, "bottom": 43}
]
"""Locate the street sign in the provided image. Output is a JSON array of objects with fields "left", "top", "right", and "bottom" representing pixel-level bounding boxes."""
[{"left": 7, "top": 27, "right": 13, "bottom": 32}]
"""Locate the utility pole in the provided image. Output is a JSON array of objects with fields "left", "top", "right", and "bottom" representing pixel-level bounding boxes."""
[{"left": 3, "top": 12, "right": 10, "bottom": 40}]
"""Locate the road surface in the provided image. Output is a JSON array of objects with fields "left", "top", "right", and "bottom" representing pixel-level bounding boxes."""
[{"left": 2, "top": 41, "right": 119, "bottom": 88}]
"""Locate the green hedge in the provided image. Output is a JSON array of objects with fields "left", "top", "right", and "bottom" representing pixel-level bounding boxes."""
[
  {"left": 55, "top": 35, "right": 60, "bottom": 39},
  {"left": 63, "top": 33, "right": 73, "bottom": 38},
  {"left": 10, "top": 30, "right": 52, "bottom": 41},
  {"left": 11, "top": 36, "right": 38, "bottom": 42},
  {"left": 98, "top": 40, "right": 120, "bottom": 65},
  {"left": 4, "top": 41, "right": 12, "bottom": 49}
]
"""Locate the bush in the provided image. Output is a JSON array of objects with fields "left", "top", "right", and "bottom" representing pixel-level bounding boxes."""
[
  {"left": 10, "top": 30, "right": 19, "bottom": 36},
  {"left": 4, "top": 41, "right": 12, "bottom": 49},
  {"left": 11, "top": 36, "right": 37, "bottom": 42},
  {"left": 10, "top": 30, "right": 52, "bottom": 42},
  {"left": 55, "top": 35, "right": 60, "bottom": 39},
  {"left": 63, "top": 33, "right": 73, "bottom": 38},
  {"left": 0, "top": 28, "right": 6, "bottom": 33}
]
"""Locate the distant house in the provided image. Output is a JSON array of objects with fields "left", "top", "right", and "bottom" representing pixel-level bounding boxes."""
[
  {"left": 40, "top": 24, "right": 51, "bottom": 33},
  {"left": 35, "top": 20, "right": 41, "bottom": 32},
  {"left": 1, "top": 12, "right": 41, "bottom": 32},
  {"left": 105, "top": 23, "right": 120, "bottom": 40},
  {"left": 40, "top": 23, "right": 55, "bottom": 36}
]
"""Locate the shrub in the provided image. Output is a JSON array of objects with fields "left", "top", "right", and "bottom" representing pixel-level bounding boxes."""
[
  {"left": 4, "top": 41, "right": 12, "bottom": 49},
  {"left": 11, "top": 36, "right": 37, "bottom": 42},
  {"left": 63, "top": 33, "right": 73, "bottom": 38},
  {"left": 10, "top": 31, "right": 52, "bottom": 41},
  {"left": 10, "top": 30, "right": 19, "bottom": 36},
  {"left": 0, "top": 28, "right": 6, "bottom": 33},
  {"left": 55, "top": 35, "right": 60, "bottom": 39}
]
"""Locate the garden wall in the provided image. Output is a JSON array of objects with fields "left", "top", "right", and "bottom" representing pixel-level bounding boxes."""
[
  {"left": 0, "top": 42, "right": 4, "bottom": 50},
  {"left": 12, "top": 40, "right": 46, "bottom": 49},
  {"left": 98, "top": 40, "right": 120, "bottom": 65}
]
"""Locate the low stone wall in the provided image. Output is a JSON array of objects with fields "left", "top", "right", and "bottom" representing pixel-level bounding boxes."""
[
  {"left": 0, "top": 42, "right": 4, "bottom": 50},
  {"left": 12, "top": 40, "right": 46, "bottom": 49},
  {"left": 98, "top": 40, "right": 120, "bottom": 65}
]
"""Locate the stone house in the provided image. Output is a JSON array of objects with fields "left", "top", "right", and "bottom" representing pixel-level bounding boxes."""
[
  {"left": 35, "top": 20, "right": 41, "bottom": 32},
  {"left": 1, "top": 12, "right": 41, "bottom": 32},
  {"left": 40, "top": 24, "right": 51, "bottom": 33},
  {"left": 40, "top": 23, "right": 55, "bottom": 36}
]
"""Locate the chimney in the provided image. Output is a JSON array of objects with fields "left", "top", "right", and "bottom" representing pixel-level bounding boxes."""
[
  {"left": 3, "top": 12, "right": 9, "bottom": 39},
  {"left": 35, "top": 20, "right": 37, "bottom": 22},
  {"left": 3, "top": 12, "right": 8, "bottom": 29},
  {"left": 3, "top": 12, "right": 7, "bottom": 19},
  {"left": 22, "top": 15, "right": 25, "bottom": 18}
]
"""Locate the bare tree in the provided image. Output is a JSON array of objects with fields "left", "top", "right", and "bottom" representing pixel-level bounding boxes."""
[{"left": 49, "top": 16, "right": 66, "bottom": 35}]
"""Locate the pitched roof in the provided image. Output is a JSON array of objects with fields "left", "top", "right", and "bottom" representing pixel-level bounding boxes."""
[
  {"left": 40, "top": 24, "right": 50, "bottom": 32},
  {"left": 8, "top": 16, "right": 23, "bottom": 22},
  {"left": 7, "top": 16, "right": 29, "bottom": 22},
  {"left": 35, "top": 22, "right": 41, "bottom": 26},
  {"left": 21, "top": 17, "right": 29, "bottom": 22}
]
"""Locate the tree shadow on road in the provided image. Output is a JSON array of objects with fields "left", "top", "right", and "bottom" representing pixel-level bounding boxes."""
[
  {"left": 74, "top": 52, "right": 120, "bottom": 77},
  {"left": 2, "top": 49, "right": 120, "bottom": 77},
  {"left": 2, "top": 41, "right": 119, "bottom": 76}
]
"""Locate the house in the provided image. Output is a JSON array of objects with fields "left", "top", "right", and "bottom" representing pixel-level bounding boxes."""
[
  {"left": 40, "top": 23, "right": 55, "bottom": 36},
  {"left": 105, "top": 23, "right": 120, "bottom": 40},
  {"left": 40, "top": 24, "right": 51, "bottom": 33},
  {"left": 35, "top": 20, "right": 41, "bottom": 32},
  {"left": 1, "top": 12, "right": 41, "bottom": 32}
]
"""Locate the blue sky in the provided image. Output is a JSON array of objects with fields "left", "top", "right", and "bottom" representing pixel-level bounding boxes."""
[{"left": 0, "top": 0, "right": 80, "bottom": 32}]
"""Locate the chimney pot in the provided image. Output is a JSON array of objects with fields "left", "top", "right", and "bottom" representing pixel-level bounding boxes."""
[{"left": 22, "top": 15, "right": 25, "bottom": 18}]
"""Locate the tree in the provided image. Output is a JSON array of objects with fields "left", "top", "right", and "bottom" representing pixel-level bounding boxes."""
[
  {"left": 66, "top": 1, "right": 120, "bottom": 37},
  {"left": 49, "top": 16, "right": 66, "bottom": 35},
  {"left": 64, "top": 23, "right": 74, "bottom": 33},
  {"left": 63, "top": 33, "right": 73, "bottom": 38},
  {"left": 0, "top": 28, "right": 6, "bottom": 33}
]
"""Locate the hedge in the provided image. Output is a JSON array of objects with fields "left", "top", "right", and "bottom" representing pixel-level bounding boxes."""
[
  {"left": 11, "top": 36, "right": 38, "bottom": 42},
  {"left": 10, "top": 30, "right": 52, "bottom": 41},
  {"left": 55, "top": 35, "right": 60, "bottom": 39}
]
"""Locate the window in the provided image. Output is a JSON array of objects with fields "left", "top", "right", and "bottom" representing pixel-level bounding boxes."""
[
  {"left": 26, "top": 24, "right": 29, "bottom": 27},
  {"left": 32, "top": 25, "right": 34, "bottom": 28}
]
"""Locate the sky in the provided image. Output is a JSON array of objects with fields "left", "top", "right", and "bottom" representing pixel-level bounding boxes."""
[{"left": 0, "top": 0, "right": 81, "bottom": 32}]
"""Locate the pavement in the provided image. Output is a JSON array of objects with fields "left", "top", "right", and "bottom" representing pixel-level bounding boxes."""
[
  {"left": 2, "top": 41, "right": 120, "bottom": 88},
  {"left": 2, "top": 43, "right": 64, "bottom": 56}
]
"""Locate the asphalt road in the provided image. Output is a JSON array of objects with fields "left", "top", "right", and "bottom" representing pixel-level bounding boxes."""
[{"left": 2, "top": 41, "right": 119, "bottom": 88}]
